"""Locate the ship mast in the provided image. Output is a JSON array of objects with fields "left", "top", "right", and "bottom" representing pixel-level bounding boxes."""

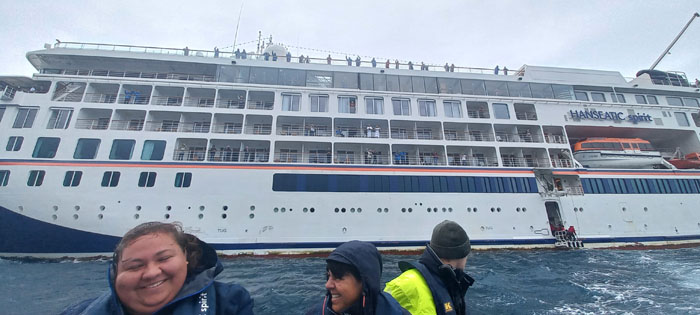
[{"left": 649, "top": 12, "right": 699, "bottom": 70}]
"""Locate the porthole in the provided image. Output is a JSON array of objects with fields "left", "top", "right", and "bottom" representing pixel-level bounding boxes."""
[
  {"left": 516, "top": 207, "right": 521, "bottom": 212},
  {"left": 200, "top": 206, "right": 205, "bottom": 211},
  {"left": 350, "top": 208, "right": 355, "bottom": 213},
  {"left": 529, "top": 225, "right": 534, "bottom": 230},
  {"left": 480, "top": 226, "right": 485, "bottom": 231},
  {"left": 608, "top": 224, "right": 612, "bottom": 228},
  {"left": 223, "top": 205, "right": 229, "bottom": 211},
  {"left": 198, "top": 214, "right": 204, "bottom": 219},
  {"left": 448, "top": 207, "right": 453, "bottom": 212},
  {"left": 188, "top": 206, "right": 191, "bottom": 210},
  {"left": 289, "top": 208, "right": 293, "bottom": 212},
  {"left": 74, "top": 206, "right": 80, "bottom": 211},
  {"left": 341, "top": 208, "right": 346, "bottom": 213},
  {"left": 100, "top": 205, "right": 106, "bottom": 211},
  {"left": 644, "top": 224, "right": 648, "bottom": 229},
  {"left": 522, "top": 208, "right": 526, "bottom": 212},
  {"left": 18, "top": 206, "right": 24, "bottom": 212},
  {"left": 467, "top": 207, "right": 471, "bottom": 212},
  {"left": 427, "top": 208, "right": 431, "bottom": 213},
  {"left": 303, "top": 208, "right": 308, "bottom": 213},
  {"left": 402, "top": 208, "right": 406, "bottom": 213},
  {"left": 433, "top": 207, "right": 438, "bottom": 212},
  {"left": 442, "top": 207, "right": 447, "bottom": 212},
  {"left": 274, "top": 207, "right": 279, "bottom": 213},
  {"left": 578, "top": 207, "right": 583, "bottom": 212},
  {"left": 136, "top": 205, "right": 142, "bottom": 211},
  {"left": 574, "top": 207, "right": 578, "bottom": 212},
  {"left": 491, "top": 207, "right": 495, "bottom": 212},
  {"left": 407, "top": 208, "right": 412, "bottom": 213},
  {"left": 134, "top": 214, "right": 140, "bottom": 219},
  {"left": 342, "top": 227, "right": 347, "bottom": 233},
  {"left": 310, "top": 208, "right": 315, "bottom": 213},
  {"left": 98, "top": 214, "right": 103, "bottom": 220},
  {"left": 222, "top": 213, "right": 227, "bottom": 219},
  {"left": 622, "top": 207, "right": 626, "bottom": 212},
  {"left": 250, "top": 205, "right": 255, "bottom": 211},
  {"left": 53, "top": 205, "right": 58, "bottom": 211},
  {"left": 336, "top": 208, "right": 341, "bottom": 213},
  {"left": 377, "top": 208, "right": 382, "bottom": 213},
  {"left": 644, "top": 207, "right": 648, "bottom": 212},
  {"left": 383, "top": 208, "right": 388, "bottom": 213},
  {"left": 249, "top": 214, "right": 255, "bottom": 219},
  {"left": 165, "top": 213, "right": 171, "bottom": 219},
  {"left": 513, "top": 227, "right": 516, "bottom": 230},
  {"left": 357, "top": 208, "right": 362, "bottom": 213},
  {"left": 473, "top": 207, "right": 478, "bottom": 213},
  {"left": 497, "top": 207, "right": 501, "bottom": 212},
  {"left": 52, "top": 214, "right": 57, "bottom": 220},
  {"left": 166, "top": 205, "right": 172, "bottom": 211},
  {"left": 281, "top": 207, "right": 286, "bottom": 213},
  {"left": 73, "top": 214, "right": 79, "bottom": 220}
]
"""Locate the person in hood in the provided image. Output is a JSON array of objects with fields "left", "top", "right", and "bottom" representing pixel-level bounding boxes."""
[
  {"left": 61, "top": 222, "right": 254, "bottom": 315},
  {"left": 385, "top": 220, "right": 475, "bottom": 315},
  {"left": 306, "top": 240, "right": 409, "bottom": 315}
]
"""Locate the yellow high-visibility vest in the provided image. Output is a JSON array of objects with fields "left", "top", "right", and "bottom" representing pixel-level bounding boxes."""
[{"left": 384, "top": 268, "right": 437, "bottom": 315}]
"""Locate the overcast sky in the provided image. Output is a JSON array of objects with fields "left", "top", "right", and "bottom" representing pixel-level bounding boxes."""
[{"left": 1, "top": 0, "right": 698, "bottom": 82}]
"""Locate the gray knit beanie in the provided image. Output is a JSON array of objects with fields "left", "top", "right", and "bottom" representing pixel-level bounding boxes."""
[{"left": 430, "top": 220, "right": 471, "bottom": 259}]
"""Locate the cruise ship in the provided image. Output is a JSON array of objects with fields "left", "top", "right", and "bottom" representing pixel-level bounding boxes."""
[{"left": 1, "top": 40, "right": 700, "bottom": 257}]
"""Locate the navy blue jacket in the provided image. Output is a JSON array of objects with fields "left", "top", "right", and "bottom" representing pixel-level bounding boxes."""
[
  {"left": 306, "top": 241, "right": 409, "bottom": 315},
  {"left": 61, "top": 239, "right": 253, "bottom": 315}
]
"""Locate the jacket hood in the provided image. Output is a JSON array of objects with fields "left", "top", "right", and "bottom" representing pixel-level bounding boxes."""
[{"left": 326, "top": 241, "right": 383, "bottom": 312}]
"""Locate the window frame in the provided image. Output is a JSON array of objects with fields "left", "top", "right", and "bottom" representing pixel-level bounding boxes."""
[
  {"left": 418, "top": 99, "right": 437, "bottom": 117},
  {"left": 365, "top": 97, "right": 384, "bottom": 115},
  {"left": 6, "top": 136, "right": 23, "bottom": 151},
  {"left": 281, "top": 93, "right": 301, "bottom": 112},
  {"left": 443, "top": 100, "right": 462, "bottom": 118},
  {"left": 310, "top": 94, "right": 329, "bottom": 112},
  {"left": 392, "top": 98, "right": 411, "bottom": 116},
  {"left": 27, "top": 170, "right": 45, "bottom": 187},
  {"left": 63, "top": 170, "right": 82, "bottom": 187}
]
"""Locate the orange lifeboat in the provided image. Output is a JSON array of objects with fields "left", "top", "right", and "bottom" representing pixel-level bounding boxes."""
[
  {"left": 668, "top": 152, "right": 700, "bottom": 169},
  {"left": 572, "top": 138, "right": 667, "bottom": 169}
]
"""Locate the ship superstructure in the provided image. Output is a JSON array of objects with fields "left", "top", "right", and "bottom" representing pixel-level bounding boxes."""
[{"left": 1, "top": 41, "right": 700, "bottom": 257}]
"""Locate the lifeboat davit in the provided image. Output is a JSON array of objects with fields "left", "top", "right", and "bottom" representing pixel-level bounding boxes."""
[
  {"left": 668, "top": 152, "right": 700, "bottom": 169},
  {"left": 572, "top": 138, "right": 669, "bottom": 169}
]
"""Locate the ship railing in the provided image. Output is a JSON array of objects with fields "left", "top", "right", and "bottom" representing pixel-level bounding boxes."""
[
  {"left": 515, "top": 112, "right": 538, "bottom": 120},
  {"left": 176, "top": 122, "right": 211, "bottom": 133},
  {"left": 75, "top": 118, "right": 110, "bottom": 130},
  {"left": 389, "top": 155, "right": 448, "bottom": 166},
  {"left": 334, "top": 127, "right": 389, "bottom": 138},
  {"left": 447, "top": 157, "right": 499, "bottom": 167},
  {"left": 390, "top": 129, "right": 443, "bottom": 140},
  {"left": 173, "top": 149, "right": 206, "bottom": 161},
  {"left": 277, "top": 125, "right": 333, "bottom": 137},
  {"left": 117, "top": 95, "right": 150, "bottom": 105},
  {"left": 202, "top": 150, "right": 269, "bottom": 162},
  {"left": 52, "top": 93, "right": 84, "bottom": 102},
  {"left": 110, "top": 120, "right": 144, "bottom": 131},
  {"left": 467, "top": 110, "right": 490, "bottom": 119},
  {"left": 216, "top": 99, "right": 246, "bottom": 109},
  {"left": 183, "top": 97, "right": 215, "bottom": 108},
  {"left": 211, "top": 123, "right": 243, "bottom": 134},
  {"left": 145, "top": 121, "right": 180, "bottom": 132},
  {"left": 84, "top": 93, "right": 117, "bottom": 103},
  {"left": 443, "top": 132, "right": 495, "bottom": 142},
  {"left": 550, "top": 158, "right": 574, "bottom": 168},
  {"left": 244, "top": 125, "right": 272, "bottom": 135},
  {"left": 1, "top": 85, "right": 17, "bottom": 100},
  {"left": 495, "top": 132, "right": 542, "bottom": 143},
  {"left": 564, "top": 186, "right": 584, "bottom": 195},
  {"left": 42, "top": 68, "right": 216, "bottom": 82},
  {"left": 544, "top": 134, "right": 567, "bottom": 144},
  {"left": 337, "top": 153, "right": 390, "bottom": 165},
  {"left": 502, "top": 157, "right": 549, "bottom": 168},
  {"left": 247, "top": 100, "right": 274, "bottom": 110},
  {"left": 152, "top": 96, "right": 183, "bottom": 106}
]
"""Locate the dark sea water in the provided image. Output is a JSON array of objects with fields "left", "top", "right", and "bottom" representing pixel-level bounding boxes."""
[{"left": 1, "top": 247, "right": 699, "bottom": 314}]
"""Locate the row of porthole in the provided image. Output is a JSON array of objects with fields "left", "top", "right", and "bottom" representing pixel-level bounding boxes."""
[
  {"left": 427, "top": 207, "right": 454, "bottom": 213},
  {"left": 54, "top": 212, "right": 233, "bottom": 221},
  {"left": 619, "top": 207, "right": 650, "bottom": 212},
  {"left": 274, "top": 207, "right": 317, "bottom": 213},
  {"left": 335, "top": 207, "right": 363, "bottom": 213}
]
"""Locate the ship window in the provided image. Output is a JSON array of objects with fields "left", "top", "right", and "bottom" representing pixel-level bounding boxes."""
[
  {"left": 27, "top": 170, "right": 45, "bottom": 187},
  {"left": 552, "top": 85, "right": 574, "bottom": 99},
  {"left": 674, "top": 112, "right": 690, "bottom": 126},
  {"left": 635, "top": 95, "right": 647, "bottom": 104},
  {"left": 373, "top": 74, "right": 387, "bottom": 91},
  {"left": 507, "top": 82, "right": 532, "bottom": 98},
  {"left": 485, "top": 81, "right": 508, "bottom": 97},
  {"left": 6, "top": 136, "right": 23, "bottom": 151},
  {"left": 0, "top": 170, "right": 9, "bottom": 186},
  {"left": 399, "top": 76, "right": 413, "bottom": 93},
  {"left": 438, "top": 78, "right": 461, "bottom": 94},
  {"left": 338, "top": 96, "right": 357, "bottom": 113},
  {"left": 444, "top": 100, "right": 462, "bottom": 118},
  {"left": 13, "top": 107, "right": 38, "bottom": 128},
  {"left": 306, "top": 71, "right": 333, "bottom": 88},
  {"left": 32, "top": 137, "right": 60, "bottom": 158},
  {"left": 46, "top": 108, "right": 73, "bottom": 129},
  {"left": 249, "top": 67, "right": 278, "bottom": 85},
  {"left": 109, "top": 139, "right": 135, "bottom": 160},
  {"left": 418, "top": 100, "right": 437, "bottom": 117},
  {"left": 218, "top": 65, "right": 249, "bottom": 83},
  {"left": 461, "top": 79, "right": 486, "bottom": 96},
  {"left": 611, "top": 93, "right": 626, "bottom": 103},
  {"left": 530, "top": 83, "right": 555, "bottom": 99},
  {"left": 424, "top": 77, "right": 438, "bottom": 94},
  {"left": 647, "top": 95, "right": 658, "bottom": 104},
  {"left": 591, "top": 92, "right": 606, "bottom": 102},
  {"left": 141, "top": 140, "right": 166, "bottom": 160},
  {"left": 359, "top": 73, "right": 373, "bottom": 90},
  {"left": 281, "top": 93, "right": 301, "bottom": 111},
  {"left": 310, "top": 94, "right": 329, "bottom": 112},
  {"left": 365, "top": 97, "right": 384, "bottom": 115},
  {"left": 574, "top": 91, "right": 589, "bottom": 101},
  {"left": 492, "top": 103, "right": 510, "bottom": 119},
  {"left": 333, "top": 72, "right": 358, "bottom": 89},
  {"left": 392, "top": 98, "right": 411, "bottom": 116},
  {"left": 101, "top": 171, "right": 120, "bottom": 187},
  {"left": 622, "top": 143, "right": 631, "bottom": 148},
  {"left": 278, "top": 69, "right": 305, "bottom": 86},
  {"left": 385, "top": 75, "right": 400, "bottom": 92},
  {"left": 74, "top": 138, "right": 100, "bottom": 159},
  {"left": 0, "top": 107, "right": 4, "bottom": 122},
  {"left": 683, "top": 98, "right": 699, "bottom": 108},
  {"left": 411, "top": 76, "right": 426, "bottom": 93},
  {"left": 138, "top": 172, "right": 157, "bottom": 187},
  {"left": 175, "top": 172, "right": 192, "bottom": 188},
  {"left": 666, "top": 97, "right": 683, "bottom": 106},
  {"left": 63, "top": 171, "right": 82, "bottom": 187}
]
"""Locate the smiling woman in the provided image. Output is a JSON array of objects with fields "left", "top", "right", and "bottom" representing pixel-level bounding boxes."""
[{"left": 60, "top": 222, "right": 254, "bottom": 315}]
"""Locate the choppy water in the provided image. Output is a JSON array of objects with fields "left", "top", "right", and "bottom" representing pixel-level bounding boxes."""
[{"left": 1, "top": 247, "right": 699, "bottom": 314}]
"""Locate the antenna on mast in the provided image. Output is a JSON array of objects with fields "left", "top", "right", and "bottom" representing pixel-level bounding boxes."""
[
  {"left": 232, "top": 2, "right": 244, "bottom": 52},
  {"left": 649, "top": 12, "right": 699, "bottom": 70},
  {"left": 256, "top": 31, "right": 262, "bottom": 55}
]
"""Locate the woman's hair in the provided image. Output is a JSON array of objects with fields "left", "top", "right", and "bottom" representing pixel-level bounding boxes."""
[
  {"left": 327, "top": 260, "right": 361, "bottom": 281},
  {"left": 113, "top": 222, "right": 202, "bottom": 273}
]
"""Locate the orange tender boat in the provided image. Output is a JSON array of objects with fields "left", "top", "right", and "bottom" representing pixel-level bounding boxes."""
[{"left": 668, "top": 152, "right": 700, "bottom": 169}]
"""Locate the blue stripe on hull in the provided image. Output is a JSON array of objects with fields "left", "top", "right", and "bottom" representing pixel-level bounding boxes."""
[{"left": 2, "top": 206, "right": 700, "bottom": 254}]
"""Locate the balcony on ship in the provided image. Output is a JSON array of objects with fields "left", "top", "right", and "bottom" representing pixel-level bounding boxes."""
[
  {"left": 244, "top": 115, "right": 272, "bottom": 135},
  {"left": 75, "top": 108, "right": 112, "bottom": 130},
  {"left": 443, "top": 122, "right": 495, "bottom": 142},
  {"left": 277, "top": 116, "right": 332, "bottom": 137},
  {"left": 152, "top": 86, "right": 184, "bottom": 107},
  {"left": 543, "top": 126, "right": 568, "bottom": 144},
  {"left": 274, "top": 141, "right": 331, "bottom": 164},
  {"left": 183, "top": 88, "right": 215, "bottom": 108},
  {"left": 179, "top": 113, "right": 211, "bottom": 133},
  {"left": 334, "top": 143, "right": 390, "bottom": 165},
  {"left": 446, "top": 146, "right": 499, "bottom": 167},
  {"left": 173, "top": 138, "right": 207, "bottom": 161},
  {"left": 216, "top": 89, "right": 246, "bottom": 109},
  {"left": 548, "top": 149, "right": 575, "bottom": 168},
  {"left": 392, "top": 144, "right": 446, "bottom": 166},
  {"left": 212, "top": 114, "right": 243, "bottom": 134},
  {"left": 500, "top": 147, "right": 549, "bottom": 167},
  {"left": 466, "top": 101, "right": 490, "bottom": 119},
  {"left": 334, "top": 118, "right": 389, "bottom": 138},
  {"left": 390, "top": 121, "right": 442, "bottom": 140},
  {"left": 248, "top": 91, "right": 274, "bottom": 110},
  {"left": 145, "top": 111, "right": 181, "bottom": 132},
  {"left": 110, "top": 109, "right": 145, "bottom": 131},
  {"left": 118, "top": 85, "right": 152, "bottom": 105},
  {"left": 205, "top": 140, "right": 269, "bottom": 162},
  {"left": 494, "top": 125, "right": 543, "bottom": 143},
  {"left": 52, "top": 82, "right": 86, "bottom": 102},
  {"left": 84, "top": 83, "right": 118, "bottom": 104},
  {"left": 514, "top": 103, "right": 538, "bottom": 121}
]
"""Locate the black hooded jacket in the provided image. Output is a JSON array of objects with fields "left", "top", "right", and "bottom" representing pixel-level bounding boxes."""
[{"left": 306, "top": 241, "right": 409, "bottom": 315}]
